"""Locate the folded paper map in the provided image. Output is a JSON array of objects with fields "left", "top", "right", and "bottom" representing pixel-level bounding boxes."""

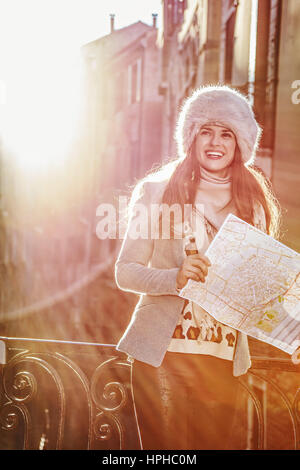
[{"left": 179, "top": 214, "right": 300, "bottom": 355}]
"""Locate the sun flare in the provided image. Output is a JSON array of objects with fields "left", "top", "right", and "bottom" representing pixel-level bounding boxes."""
[{"left": 1, "top": 54, "right": 83, "bottom": 174}]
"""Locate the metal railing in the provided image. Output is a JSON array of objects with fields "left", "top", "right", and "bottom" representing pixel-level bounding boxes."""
[
  {"left": 0, "top": 336, "right": 140, "bottom": 450},
  {"left": 0, "top": 336, "right": 299, "bottom": 450}
]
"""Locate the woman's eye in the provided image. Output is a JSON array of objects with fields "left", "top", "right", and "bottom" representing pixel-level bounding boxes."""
[{"left": 222, "top": 132, "right": 233, "bottom": 139}]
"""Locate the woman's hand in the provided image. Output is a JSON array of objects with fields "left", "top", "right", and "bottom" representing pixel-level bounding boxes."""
[
  {"left": 176, "top": 254, "right": 211, "bottom": 290},
  {"left": 291, "top": 347, "right": 300, "bottom": 365}
]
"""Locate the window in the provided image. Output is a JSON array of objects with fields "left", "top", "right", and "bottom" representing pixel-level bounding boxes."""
[
  {"left": 128, "top": 58, "right": 142, "bottom": 104},
  {"left": 173, "top": 0, "right": 179, "bottom": 25},
  {"left": 114, "top": 71, "right": 124, "bottom": 113},
  {"left": 132, "top": 62, "right": 138, "bottom": 102},
  {"left": 225, "top": 9, "right": 237, "bottom": 83},
  {"left": 103, "top": 75, "right": 114, "bottom": 119}
]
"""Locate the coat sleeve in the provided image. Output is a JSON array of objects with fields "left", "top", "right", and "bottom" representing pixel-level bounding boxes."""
[{"left": 115, "top": 180, "right": 180, "bottom": 296}]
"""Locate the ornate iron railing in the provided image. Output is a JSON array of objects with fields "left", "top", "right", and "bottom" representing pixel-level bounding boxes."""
[
  {"left": 0, "top": 336, "right": 141, "bottom": 450},
  {"left": 0, "top": 336, "right": 299, "bottom": 450}
]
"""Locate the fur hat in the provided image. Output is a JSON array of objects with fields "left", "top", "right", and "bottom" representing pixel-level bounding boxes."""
[{"left": 175, "top": 85, "right": 262, "bottom": 165}]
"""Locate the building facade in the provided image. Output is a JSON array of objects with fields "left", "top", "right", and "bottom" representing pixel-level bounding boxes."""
[
  {"left": 272, "top": 0, "right": 300, "bottom": 252},
  {"left": 82, "top": 18, "right": 164, "bottom": 194},
  {"left": 158, "top": 0, "right": 300, "bottom": 250}
]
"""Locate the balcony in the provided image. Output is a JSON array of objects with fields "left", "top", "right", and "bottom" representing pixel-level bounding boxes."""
[
  {"left": 0, "top": 337, "right": 140, "bottom": 450},
  {"left": 0, "top": 336, "right": 299, "bottom": 450}
]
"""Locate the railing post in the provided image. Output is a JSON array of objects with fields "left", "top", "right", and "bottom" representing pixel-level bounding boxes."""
[{"left": 0, "top": 340, "right": 6, "bottom": 366}]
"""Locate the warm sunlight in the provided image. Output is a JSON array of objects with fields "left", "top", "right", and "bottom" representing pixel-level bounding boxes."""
[
  {"left": 0, "top": 0, "right": 161, "bottom": 174},
  {"left": 1, "top": 56, "right": 83, "bottom": 173}
]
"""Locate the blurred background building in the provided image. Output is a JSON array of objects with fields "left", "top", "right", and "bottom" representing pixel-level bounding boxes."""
[{"left": 81, "top": 14, "right": 163, "bottom": 192}]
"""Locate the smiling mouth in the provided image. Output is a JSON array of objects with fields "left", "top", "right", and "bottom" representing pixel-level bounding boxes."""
[{"left": 205, "top": 151, "right": 224, "bottom": 159}]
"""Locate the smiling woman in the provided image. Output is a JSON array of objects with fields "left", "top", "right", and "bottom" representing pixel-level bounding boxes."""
[
  {"left": 115, "top": 84, "right": 282, "bottom": 450},
  {"left": 195, "top": 125, "right": 237, "bottom": 178}
]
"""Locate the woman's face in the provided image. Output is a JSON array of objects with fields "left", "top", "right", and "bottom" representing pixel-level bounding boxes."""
[{"left": 195, "top": 124, "right": 236, "bottom": 177}]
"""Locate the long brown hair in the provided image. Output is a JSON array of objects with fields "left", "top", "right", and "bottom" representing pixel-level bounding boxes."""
[{"left": 159, "top": 141, "right": 281, "bottom": 238}]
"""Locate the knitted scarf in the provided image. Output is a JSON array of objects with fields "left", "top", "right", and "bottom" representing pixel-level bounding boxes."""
[{"left": 192, "top": 167, "right": 236, "bottom": 253}]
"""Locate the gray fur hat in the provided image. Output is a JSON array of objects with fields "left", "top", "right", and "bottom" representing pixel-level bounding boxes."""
[{"left": 175, "top": 85, "right": 262, "bottom": 165}]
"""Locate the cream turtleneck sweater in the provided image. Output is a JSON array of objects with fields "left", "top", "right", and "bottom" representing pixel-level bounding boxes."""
[{"left": 194, "top": 166, "right": 236, "bottom": 228}]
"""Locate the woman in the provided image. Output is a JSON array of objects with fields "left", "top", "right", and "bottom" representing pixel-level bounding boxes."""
[{"left": 115, "top": 85, "right": 281, "bottom": 450}]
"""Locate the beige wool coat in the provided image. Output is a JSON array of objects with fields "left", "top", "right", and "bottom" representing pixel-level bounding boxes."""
[{"left": 115, "top": 177, "right": 265, "bottom": 376}]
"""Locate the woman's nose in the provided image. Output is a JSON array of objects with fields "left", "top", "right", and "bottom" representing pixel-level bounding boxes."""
[{"left": 210, "top": 132, "right": 222, "bottom": 146}]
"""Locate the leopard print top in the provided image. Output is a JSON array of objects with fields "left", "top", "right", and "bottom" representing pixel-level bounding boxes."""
[{"left": 167, "top": 299, "right": 237, "bottom": 360}]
